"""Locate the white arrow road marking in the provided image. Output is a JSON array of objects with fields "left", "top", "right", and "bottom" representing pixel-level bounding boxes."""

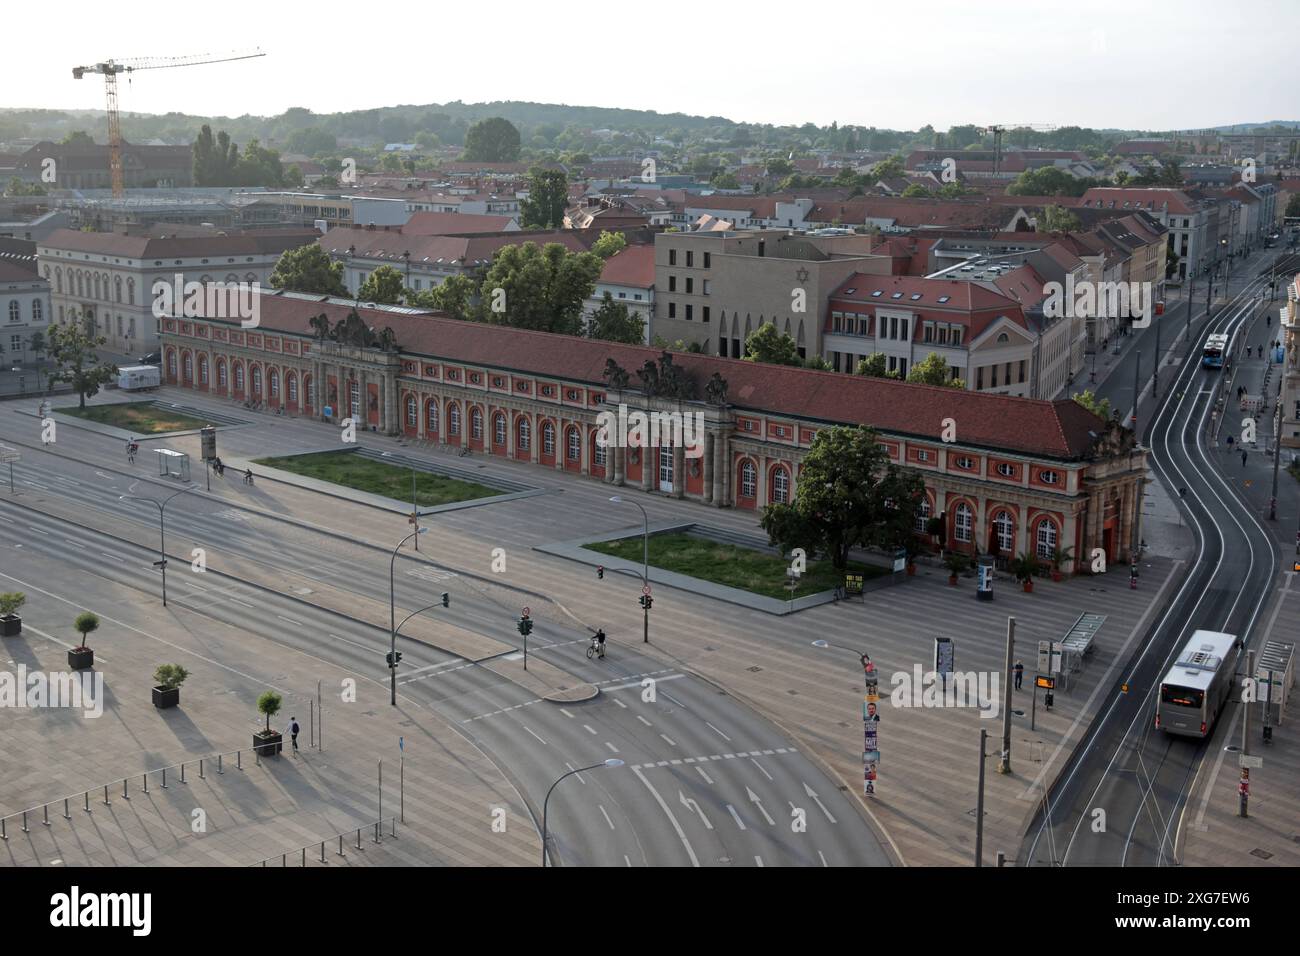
[
  {"left": 633, "top": 770, "right": 698, "bottom": 866},
  {"left": 747, "top": 787, "right": 775, "bottom": 825},
  {"left": 678, "top": 790, "right": 713, "bottom": 830},
  {"left": 804, "top": 782, "right": 837, "bottom": 823},
  {"left": 726, "top": 804, "right": 747, "bottom": 830}
]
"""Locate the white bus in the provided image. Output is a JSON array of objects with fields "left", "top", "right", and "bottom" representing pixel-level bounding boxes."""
[
  {"left": 1202, "top": 333, "right": 1230, "bottom": 369},
  {"left": 1156, "top": 630, "right": 1241, "bottom": 738}
]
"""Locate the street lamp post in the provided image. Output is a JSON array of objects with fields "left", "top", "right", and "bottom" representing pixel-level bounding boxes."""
[
  {"left": 609, "top": 495, "right": 650, "bottom": 643},
  {"left": 541, "top": 758, "right": 623, "bottom": 867},
  {"left": 119, "top": 487, "right": 193, "bottom": 607},
  {"left": 389, "top": 527, "right": 427, "bottom": 705}
]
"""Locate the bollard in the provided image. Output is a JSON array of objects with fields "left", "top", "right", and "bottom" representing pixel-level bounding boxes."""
[
  {"left": 161, "top": 768, "right": 167, "bottom": 789},
  {"left": 180, "top": 763, "right": 187, "bottom": 785},
  {"left": 142, "top": 773, "right": 149, "bottom": 794},
  {"left": 199, "top": 759, "right": 205, "bottom": 780},
  {"left": 996, "top": 851, "right": 1006, "bottom": 867},
  {"left": 84, "top": 791, "right": 90, "bottom": 813},
  {"left": 338, "top": 834, "right": 344, "bottom": 857},
  {"left": 42, "top": 804, "right": 49, "bottom": 827},
  {"left": 1, "top": 816, "right": 6, "bottom": 840},
  {"left": 391, "top": 817, "right": 397, "bottom": 837},
  {"left": 320, "top": 842, "right": 326, "bottom": 864},
  {"left": 237, "top": 750, "right": 242, "bottom": 771},
  {"left": 301, "top": 847, "right": 306, "bottom": 867},
  {"left": 63, "top": 798, "right": 71, "bottom": 820},
  {"left": 103, "top": 785, "right": 109, "bottom": 806},
  {"left": 374, "top": 822, "right": 381, "bottom": 844},
  {"left": 356, "top": 828, "right": 362, "bottom": 850},
  {"left": 21, "top": 811, "right": 28, "bottom": 833},
  {"left": 122, "top": 778, "right": 129, "bottom": 800},
  {"left": 219, "top": 754, "right": 225, "bottom": 775},
  {"left": 282, "top": 853, "right": 286, "bottom": 867}
]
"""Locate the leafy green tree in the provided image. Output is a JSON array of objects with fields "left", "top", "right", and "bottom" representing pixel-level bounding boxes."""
[
  {"left": 855, "top": 353, "right": 900, "bottom": 379},
  {"left": 73, "top": 611, "right": 100, "bottom": 650},
  {"left": 62, "top": 131, "right": 95, "bottom": 147},
  {"left": 284, "top": 126, "right": 337, "bottom": 156},
  {"left": 4, "top": 177, "right": 46, "bottom": 196},
  {"left": 233, "top": 139, "right": 286, "bottom": 187},
  {"left": 415, "top": 130, "right": 442, "bottom": 149},
  {"left": 591, "top": 230, "right": 627, "bottom": 259},
  {"left": 358, "top": 265, "right": 406, "bottom": 305},
  {"left": 901, "top": 183, "right": 929, "bottom": 198},
  {"left": 587, "top": 292, "right": 645, "bottom": 344},
  {"left": 269, "top": 245, "right": 348, "bottom": 297},
  {"left": 257, "top": 690, "right": 282, "bottom": 732},
  {"left": 463, "top": 117, "right": 521, "bottom": 162},
  {"left": 710, "top": 171, "right": 740, "bottom": 189},
  {"left": 743, "top": 322, "right": 801, "bottom": 366},
  {"left": 765, "top": 157, "right": 794, "bottom": 178},
  {"left": 478, "top": 242, "right": 603, "bottom": 335},
  {"left": 520, "top": 167, "right": 569, "bottom": 228},
  {"left": 760, "top": 426, "right": 925, "bottom": 571},
  {"left": 282, "top": 164, "right": 304, "bottom": 188},
  {"left": 46, "top": 322, "right": 116, "bottom": 409},
  {"left": 906, "top": 352, "right": 965, "bottom": 388},
  {"left": 408, "top": 273, "right": 479, "bottom": 320},
  {"left": 1072, "top": 389, "right": 1112, "bottom": 420},
  {"left": 1040, "top": 204, "right": 1083, "bottom": 233},
  {"left": 191, "top": 125, "right": 239, "bottom": 186},
  {"left": 802, "top": 354, "right": 833, "bottom": 371},
  {"left": 870, "top": 156, "right": 904, "bottom": 180}
]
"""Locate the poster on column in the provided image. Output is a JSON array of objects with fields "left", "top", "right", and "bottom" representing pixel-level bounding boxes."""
[{"left": 864, "top": 656, "right": 880, "bottom": 796}]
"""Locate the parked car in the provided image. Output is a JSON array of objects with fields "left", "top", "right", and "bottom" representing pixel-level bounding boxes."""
[{"left": 137, "top": 351, "right": 161, "bottom": 365}]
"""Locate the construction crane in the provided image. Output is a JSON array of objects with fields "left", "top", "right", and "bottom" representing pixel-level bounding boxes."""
[
  {"left": 982, "top": 123, "right": 1059, "bottom": 176},
  {"left": 72, "top": 50, "right": 266, "bottom": 197}
]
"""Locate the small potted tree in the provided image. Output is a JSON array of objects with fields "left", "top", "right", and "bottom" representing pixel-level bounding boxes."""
[
  {"left": 152, "top": 664, "right": 189, "bottom": 709},
  {"left": 69, "top": 611, "right": 99, "bottom": 669},
  {"left": 1009, "top": 552, "right": 1038, "bottom": 593},
  {"left": 254, "top": 690, "right": 283, "bottom": 757},
  {"left": 1049, "top": 545, "right": 1075, "bottom": 583},
  {"left": 0, "top": 592, "right": 25, "bottom": 637},
  {"left": 944, "top": 551, "right": 970, "bottom": 586}
]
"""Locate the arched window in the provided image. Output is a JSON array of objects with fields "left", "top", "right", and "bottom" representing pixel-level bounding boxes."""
[
  {"left": 993, "top": 511, "right": 1014, "bottom": 553},
  {"left": 269, "top": 369, "right": 279, "bottom": 397},
  {"left": 349, "top": 380, "right": 360, "bottom": 417},
  {"left": 406, "top": 395, "right": 418, "bottom": 428},
  {"left": 54, "top": 268, "right": 62, "bottom": 293},
  {"left": 31, "top": 299, "right": 42, "bottom": 322},
  {"left": 127, "top": 278, "right": 135, "bottom": 305},
  {"left": 567, "top": 427, "right": 581, "bottom": 461},
  {"left": 954, "top": 502, "right": 972, "bottom": 543},
  {"left": 7, "top": 300, "right": 17, "bottom": 323},
  {"left": 448, "top": 404, "right": 460, "bottom": 436},
  {"left": 167, "top": 351, "right": 177, "bottom": 377},
  {"left": 305, "top": 376, "right": 314, "bottom": 406},
  {"left": 198, "top": 355, "right": 208, "bottom": 384},
  {"left": 114, "top": 276, "right": 122, "bottom": 303},
  {"left": 915, "top": 495, "right": 931, "bottom": 533},
  {"left": 234, "top": 363, "right": 245, "bottom": 390},
  {"left": 493, "top": 412, "right": 506, "bottom": 446},
  {"left": 426, "top": 400, "right": 438, "bottom": 433},
  {"left": 771, "top": 466, "right": 789, "bottom": 504},
  {"left": 287, "top": 373, "right": 298, "bottom": 403},
  {"left": 740, "top": 460, "right": 757, "bottom": 498},
  {"left": 517, "top": 417, "right": 531, "bottom": 451},
  {"left": 93, "top": 274, "right": 101, "bottom": 300},
  {"left": 217, "top": 359, "right": 227, "bottom": 387},
  {"left": 593, "top": 433, "right": 606, "bottom": 467},
  {"left": 1035, "top": 519, "right": 1058, "bottom": 560},
  {"left": 76, "top": 272, "right": 83, "bottom": 296},
  {"left": 543, "top": 421, "right": 555, "bottom": 455},
  {"left": 251, "top": 366, "right": 262, "bottom": 395},
  {"left": 471, "top": 407, "right": 483, "bottom": 440}
]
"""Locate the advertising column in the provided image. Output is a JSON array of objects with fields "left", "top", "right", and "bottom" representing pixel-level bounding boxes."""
[{"left": 863, "top": 653, "right": 880, "bottom": 796}]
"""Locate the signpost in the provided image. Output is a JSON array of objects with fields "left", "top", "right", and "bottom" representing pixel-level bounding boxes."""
[{"left": 0, "top": 444, "right": 18, "bottom": 495}]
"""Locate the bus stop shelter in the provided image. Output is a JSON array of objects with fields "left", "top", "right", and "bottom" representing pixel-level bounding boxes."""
[{"left": 156, "top": 448, "right": 190, "bottom": 481}]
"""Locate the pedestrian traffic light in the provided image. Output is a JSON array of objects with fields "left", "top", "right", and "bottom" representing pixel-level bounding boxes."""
[
  {"left": 386, "top": 651, "right": 402, "bottom": 667},
  {"left": 639, "top": 594, "right": 653, "bottom": 610},
  {"left": 517, "top": 616, "right": 533, "bottom": 636},
  {"left": 597, "top": 565, "right": 604, "bottom": 580},
  {"left": 441, "top": 592, "right": 450, "bottom": 608}
]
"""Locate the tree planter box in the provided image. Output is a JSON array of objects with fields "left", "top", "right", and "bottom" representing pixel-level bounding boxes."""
[
  {"left": 1051, "top": 571, "right": 1063, "bottom": 582},
  {"left": 948, "top": 575, "right": 959, "bottom": 586},
  {"left": 68, "top": 647, "right": 93, "bottom": 669},
  {"left": 1022, "top": 580, "right": 1034, "bottom": 593},
  {"left": 0, "top": 615, "right": 20, "bottom": 637},
  {"left": 152, "top": 686, "right": 180, "bottom": 709},
  {"left": 253, "top": 731, "right": 282, "bottom": 757}
]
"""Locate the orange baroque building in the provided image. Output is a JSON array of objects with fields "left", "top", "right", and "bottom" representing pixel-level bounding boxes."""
[{"left": 161, "top": 291, "right": 1149, "bottom": 572}]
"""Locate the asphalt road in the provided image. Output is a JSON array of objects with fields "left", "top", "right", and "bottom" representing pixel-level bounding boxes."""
[
  {"left": 1023, "top": 251, "right": 1285, "bottom": 866},
  {"left": 0, "top": 433, "right": 890, "bottom": 867}
]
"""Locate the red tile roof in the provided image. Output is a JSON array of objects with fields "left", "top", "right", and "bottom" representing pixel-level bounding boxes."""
[
  {"left": 598, "top": 244, "right": 655, "bottom": 288},
  {"left": 184, "top": 291, "right": 1107, "bottom": 459},
  {"left": 39, "top": 228, "right": 319, "bottom": 258},
  {"left": 827, "top": 272, "right": 1029, "bottom": 340},
  {"left": 403, "top": 212, "right": 518, "bottom": 236},
  {"left": 1079, "top": 188, "right": 1196, "bottom": 216}
]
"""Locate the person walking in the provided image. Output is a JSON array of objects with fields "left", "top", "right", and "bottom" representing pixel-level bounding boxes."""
[
  {"left": 1013, "top": 660, "right": 1024, "bottom": 691},
  {"left": 289, "top": 716, "right": 300, "bottom": 755}
]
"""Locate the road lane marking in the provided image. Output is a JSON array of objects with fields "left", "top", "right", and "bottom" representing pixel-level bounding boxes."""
[
  {"left": 636, "top": 715, "right": 652, "bottom": 727},
  {"left": 659, "top": 734, "right": 676, "bottom": 747},
  {"left": 747, "top": 787, "right": 775, "bottom": 825},
  {"left": 604, "top": 742, "right": 619, "bottom": 753},
  {"left": 696, "top": 767, "right": 713, "bottom": 784},
  {"left": 564, "top": 762, "right": 587, "bottom": 786},
  {"left": 755, "top": 856, "right": 764, "bottom": 867},
  {"left": 229, "top": 598, "right": 254, "bottom": 609},
  {"left": 583, "top": 724, "right": 598, "bottom": 735},
  {"left": 705, "top": 721, "right": 731, "bottom": 742},
  {"left": 523, "top": 726, "right": 547, "bottom": 746},
  {"left": 559, "top": 708, "right": 574, "bottom": 719},
  {"left": 598, "top": 805, "right": 615, "bottom": 830},
  {"left": 803, "top": 782, "right": 837, "bottom": 824},
  {"left": 633, "top": 770, "right": 698, "bottom": 866},
  {"left": 818, "top": 851, "right": 828, "bottom": 867},
  {"left": 726, "top": 805, "right": 747, "bottom": 830},
  {"left": 678, "top": 790, "right": 713, "bottom": 830},
  {"left": 751, "top": 758, "right": 773, "bottom": 781},
  {"left": 276, "top": 615, "right": 302, "bottom": 627},
  {"left": 663, "top": 692, "right": 686, "bottom": 708},
  {"left": 612, "top": 698, "right": 627, "bottom": 709}
]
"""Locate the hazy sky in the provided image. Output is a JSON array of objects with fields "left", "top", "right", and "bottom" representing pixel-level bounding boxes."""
[{"left": 5, "top": 0, "right": 1293, "bottom": 132}]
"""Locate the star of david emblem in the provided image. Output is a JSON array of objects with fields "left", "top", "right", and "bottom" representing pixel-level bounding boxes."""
[{"left": 795, "top": 267, "right": 810, "bottom": 284}]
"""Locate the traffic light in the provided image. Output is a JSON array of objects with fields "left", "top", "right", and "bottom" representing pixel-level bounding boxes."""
[
  {"left": 639, "top": 594, "right": 653, "bottom": 610},
  {"left": 441, "top": 592, "right": 450, "bottom": 608},
  {"left": 386, "top": 651, "right": 403, "bottom": 667},
  {"left": 517, "top": 616, "right": 533, "bottom": 636},
  {"left": 597, "top": 566, "right": 604, "bottom": 580}
]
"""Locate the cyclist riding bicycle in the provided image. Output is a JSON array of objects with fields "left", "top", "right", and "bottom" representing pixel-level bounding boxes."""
[
  {"left": 595, "top": 629, "right": 606, "bottom": 658},
  {"left": 244, "top": 468, "right": 254, "bottom": 485}
]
